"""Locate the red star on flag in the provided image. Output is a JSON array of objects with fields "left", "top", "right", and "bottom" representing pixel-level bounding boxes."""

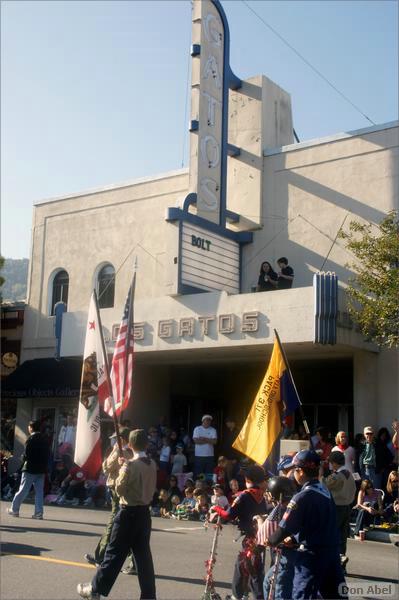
[{"left": 89, "top": 321, "right": 96, "bottom": 330}]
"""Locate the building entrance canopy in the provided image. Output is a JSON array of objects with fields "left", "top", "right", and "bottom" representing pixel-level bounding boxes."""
[{"left": 2, "top": 357, "right": 81, "bottom": 398}]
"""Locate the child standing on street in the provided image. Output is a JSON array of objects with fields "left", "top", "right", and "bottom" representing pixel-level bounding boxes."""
[{"left": 171, "top": 444, "right": 187, "bottom": 475}]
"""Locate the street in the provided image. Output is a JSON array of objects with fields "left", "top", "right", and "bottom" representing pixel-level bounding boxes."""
[{"left": 1, "top": 501, "right": 397, "bottom": 600}]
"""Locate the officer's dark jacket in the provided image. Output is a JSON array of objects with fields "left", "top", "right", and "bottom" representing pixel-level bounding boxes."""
[
  {"left": 269, "top": 479, "right": 339, "bottom": 550},
  {"left": 215, "top": 486, "right": 267, "bottom": 536},
  {"left": 22, "top": 432, "right": 49, "bottom": 474}
]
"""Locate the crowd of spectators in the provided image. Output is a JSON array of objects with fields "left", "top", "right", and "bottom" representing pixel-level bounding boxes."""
[
  {"left": 282, "top": 420, "right": 399, "bottom": 535},
  {"left": 2, "top": 415, "right": 398, "bottom": 542}
]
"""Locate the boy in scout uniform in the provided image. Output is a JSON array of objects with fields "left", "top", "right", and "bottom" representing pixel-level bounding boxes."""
[{"left": 77, "top": 429, "right": 157, "bottom": 600}]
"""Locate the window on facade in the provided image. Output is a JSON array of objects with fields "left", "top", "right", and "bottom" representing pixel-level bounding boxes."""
[
  {"left": 98, "top": 264, "right": 115, "bottom": 309},
  {"left": 51, "top": 270, "right": 69, "bottom": 315}
]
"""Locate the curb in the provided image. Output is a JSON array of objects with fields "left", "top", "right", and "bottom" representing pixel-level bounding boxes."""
[{"left": 365, "top": 530, "right": 399, "bottom": 544}]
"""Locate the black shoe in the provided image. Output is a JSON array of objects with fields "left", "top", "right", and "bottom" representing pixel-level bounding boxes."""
[{"left": 84, "top": 553, "right": 99, "bottom": 566}]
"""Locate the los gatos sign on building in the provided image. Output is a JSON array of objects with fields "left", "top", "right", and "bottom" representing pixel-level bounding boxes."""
[{"left": 110, "top": 310, "right": 260, "bottom": 344}]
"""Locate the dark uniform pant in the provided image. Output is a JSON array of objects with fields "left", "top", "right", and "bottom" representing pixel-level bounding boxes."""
[
  {"left": 335, "top": 504, "right": 352, "bottom": 556},
  {"left": 231, "top": 539, "right": 264, "bottom": 599},
  {"left": 94, "top": 490, "right": 136, "bottom": 570},
  {"left": 292, "top": 549, "right": 346, "bottom": 600},
  {"left": 92, "top": 505, "right": 156, "bottom": 599},
  {"left": 94, "top": 489, "right": 120, "bottom": 563},
  {"left": 263, "top": 548, "right": 295, "bottom": 600}
]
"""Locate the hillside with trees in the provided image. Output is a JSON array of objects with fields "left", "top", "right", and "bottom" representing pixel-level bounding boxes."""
[{"left": 0, "top": 258, "right": 29, "bottom": 302}]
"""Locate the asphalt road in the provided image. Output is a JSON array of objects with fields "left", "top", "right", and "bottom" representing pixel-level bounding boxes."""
[{"left": 1, "top": 501, "right": 397, "bottom": 600}]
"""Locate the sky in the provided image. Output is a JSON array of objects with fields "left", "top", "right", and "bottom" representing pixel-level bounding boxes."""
[{"left": 1, "top": 0, "right": 398, "bottom": 259}]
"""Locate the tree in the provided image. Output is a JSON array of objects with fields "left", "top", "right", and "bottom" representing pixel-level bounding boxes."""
[{"left": 339, "top": 210, "right": 399, "bottom": 348}]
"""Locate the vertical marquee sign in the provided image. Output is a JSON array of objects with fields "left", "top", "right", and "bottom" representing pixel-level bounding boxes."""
[
  {"left": 189, "top": 0, "right": 241, "bottom": 226},
  {"left": 166, "top": 0, "right": 252, "bottom": 295},
  {"left": 190, "top": 0, "right": 224, "bottom": 224}
]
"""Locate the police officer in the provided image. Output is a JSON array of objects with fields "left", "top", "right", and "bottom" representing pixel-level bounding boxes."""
[
  {"left": 77, "top": 429, "right": 157, "bottom": 600},
  {"left": 211, "top": 464, "right": 268, "bottom": 600},
  {"left": 260, "top": 476, "right": 297, "bottom": 600},
  {"left": 268, "top": 450, "right": 346, "bottom": 600}
]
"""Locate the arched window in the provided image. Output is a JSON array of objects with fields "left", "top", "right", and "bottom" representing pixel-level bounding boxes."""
[
  {"left": 51, "top": 270, "right": 69, "bottom": 315},
  {"left": 97, "top": 264, "right": 115, "bottom": 309}
]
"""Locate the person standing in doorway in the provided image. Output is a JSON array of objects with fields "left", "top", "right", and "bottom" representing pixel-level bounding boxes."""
[
  {"left": 193, "top": 415, "right": 217, "bottom": 478},
  {"left": 7, "top": 420, "right": 49, "bottom": 519}
]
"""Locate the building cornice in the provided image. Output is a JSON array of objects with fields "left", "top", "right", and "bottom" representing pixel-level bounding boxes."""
[{"left": 264, "top": 120, "right": 399, "bottom": 156}]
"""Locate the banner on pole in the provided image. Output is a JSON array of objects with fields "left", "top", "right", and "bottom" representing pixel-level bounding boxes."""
[
  {"left": 233, "top": 337, "right": 300, "bottom": 465},
  {"left": 74, "top": 293, "right": 109, "bottom": 478}
]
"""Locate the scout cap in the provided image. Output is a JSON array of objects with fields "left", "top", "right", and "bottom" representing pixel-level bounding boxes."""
[
  {"left": 109, "top": 427, "right": 130, "bottom": 441},
  {"left": 287, "top": 450, "right": 321, "bottom": 470},
  {"left": 277, "top": 455, "right": 294, "bottom": 472}
]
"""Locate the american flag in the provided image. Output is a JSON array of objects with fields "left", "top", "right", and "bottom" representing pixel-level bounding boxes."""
[
  {"left": 256, "top": 504, "right": 285, "bottom": 545},
  {"left": 104, "top": 276, "right": 135, "bottom": 417}
]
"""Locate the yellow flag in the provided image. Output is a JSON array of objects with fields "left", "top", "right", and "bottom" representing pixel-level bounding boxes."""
[{"left": 232, "top": 339, "right": 286, "bottom": 464}]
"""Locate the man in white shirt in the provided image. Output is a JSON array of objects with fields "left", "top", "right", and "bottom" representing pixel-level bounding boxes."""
[{"left": 193, "top": 415, "right": 217, "bottom": 478}]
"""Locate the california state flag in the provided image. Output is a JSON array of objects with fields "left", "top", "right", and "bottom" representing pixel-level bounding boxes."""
[{"left": 74, "top": 292, "right": 110, "bottom": 478}]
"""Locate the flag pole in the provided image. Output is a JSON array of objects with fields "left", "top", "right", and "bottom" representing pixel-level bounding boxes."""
[
  {"left": 273, "top": 328, "right": 314, "bottom": 449},
  {"left": 93, "top": 289, "right": 123, "bottom": 454},
  {"left": 120, "top": 261, "right": 137, "bottom": 423}
]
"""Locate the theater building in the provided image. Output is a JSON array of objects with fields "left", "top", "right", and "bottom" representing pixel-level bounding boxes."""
[{"left": 6, "top": 0, "right": 398, "bottom": 463}]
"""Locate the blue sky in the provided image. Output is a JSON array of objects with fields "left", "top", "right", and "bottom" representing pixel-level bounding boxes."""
[{"left": 1, "top": 0, "right": 398, "bottom": 259}]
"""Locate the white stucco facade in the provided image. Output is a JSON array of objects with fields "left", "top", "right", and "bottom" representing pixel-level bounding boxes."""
[{"left": 16, "top": 69, "right": 399, "bottom": 440}]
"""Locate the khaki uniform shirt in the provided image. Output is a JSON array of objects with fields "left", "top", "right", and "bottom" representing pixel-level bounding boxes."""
[
  {"left": 102, "top": 445, "right": 132, "bottom": 489},
  {"left": 115, "top": 455, "right": 157, "bottom": 507},
  {"left": 323, "top": 468, "right": 356, "bottom": 506}
]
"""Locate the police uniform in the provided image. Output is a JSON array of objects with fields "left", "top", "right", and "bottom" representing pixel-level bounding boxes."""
[
  {"left": 268, "top": 453, "right": 346, "bottom": 600},
  {"left": 213, "top": 482, "right": 267, "bottom": 599},
  {"left": 90, "top": 451, "right": 157, "bottom": 599}
]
